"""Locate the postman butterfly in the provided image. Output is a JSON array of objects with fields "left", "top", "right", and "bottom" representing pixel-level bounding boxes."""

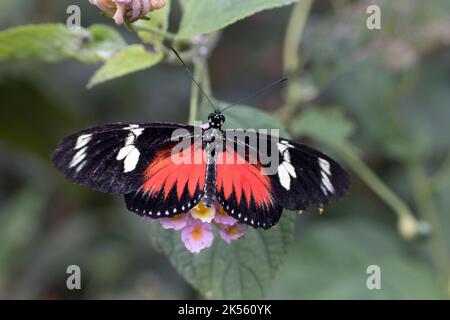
[{"left": 52, "top": 50, "right": 350, "bottom": 230}]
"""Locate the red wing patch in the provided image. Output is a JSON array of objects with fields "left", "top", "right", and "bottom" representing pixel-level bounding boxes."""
[
  {"left": 216, "top": 148, "right": 273, "bottom": 207},
  {"left": 143, "top": 142, "right": 206, "bottom": 199}
]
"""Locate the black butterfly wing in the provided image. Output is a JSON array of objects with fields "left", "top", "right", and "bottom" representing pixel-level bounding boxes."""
[
  {"left": 52, "top": 122, "right": 195, "bottom": 194},
  {"left": 268, "top": 137, "right": 350, "bottom": 211},
  {"left": 215, "top": 130, "right": 350, "bottom": 229}
]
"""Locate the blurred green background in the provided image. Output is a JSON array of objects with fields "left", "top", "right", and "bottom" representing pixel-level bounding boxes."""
[{"left": 0, "top": 0, "right": 450, "bottom": 299}]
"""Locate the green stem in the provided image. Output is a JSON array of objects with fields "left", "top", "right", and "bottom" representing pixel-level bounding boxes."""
[
  {"left": 280, "top": 0, "right": 314, "bottom": 123},
  {"left": 336, "top": 141, "right": 416, "bottom": 220},
  {"left": 131, "top": 24, "right": 177, "bottom": 40},
  {"left": 283, "top": 0, "right": 313, "bottom": 75},
  {"left": 408, "top": 160, "right": 450, "bottom": 294},
  {"left": 431, "top": 152, "right": 450, "bottom": 191},
  {"left": 188, "top": 59, "right": 204, "bottom": 125}
]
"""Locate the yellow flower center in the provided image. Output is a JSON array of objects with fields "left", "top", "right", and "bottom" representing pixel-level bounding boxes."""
[
  {"left": 226, "top": 225, "right": 238, "bottom": 235},
  {"left": 191, "top": 226, "right": 204, "bottom": 241},
  {"left": 191, "top": 202, "right": 215, "bottom": 222}
]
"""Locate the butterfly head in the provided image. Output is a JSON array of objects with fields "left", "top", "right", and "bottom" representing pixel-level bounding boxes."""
[{"left": 208, "top": 112, "right": 225, "bottom": 129}]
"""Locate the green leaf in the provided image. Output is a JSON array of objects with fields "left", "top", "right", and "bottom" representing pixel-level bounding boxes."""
[
  {"left": 269, "top": 217, "right": 444, "bottom": 299},
  {"left": 0, "top": 24, "right": 126, "bottom": 64},
  {"left": 150, "top": 213, "right": 295, "bottom": 299},
  {"left": 76, "top": 24, "right": 127, "bottom": 63},
  {"left": 0, "top": 185, "right": 49, "bottom": 293},
  {"left": 87, "top": 45, "right": 163, "bottom": 88},
  {"left": 0, "top": 78, "right": 80, "bottom": 160},
  {"left": 290, "top": 107, "right": 355, "bottom": 146},
  {"left": 178, "top": 0, "right": 299, "bottom": 38}
]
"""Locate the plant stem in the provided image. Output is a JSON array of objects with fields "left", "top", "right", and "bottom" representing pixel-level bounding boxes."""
[
  {"left": 336, "top": 141, "right": 416, "bottom": 221},
  {"left": 408, "top": 159, "right": 450, "bottom": 294},
  {"left": 132, "top": 25, "right": 177, "bottom": 40},
  {"left": 283, "top": 0, "right": 313, "bottom": 75},
  {"left": 280, "top": 0, "right": 314, "bottom": 123},
  {"left": 188, "top": 58, "right": 204, "bottom": 125},
  {"left": 431, "top": 152, "right": 450, "bottom": 191}
]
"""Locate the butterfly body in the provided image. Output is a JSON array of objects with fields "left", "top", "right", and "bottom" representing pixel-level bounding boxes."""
[{"left": 53, "top": 111, "right": 350, "bottom": 229}]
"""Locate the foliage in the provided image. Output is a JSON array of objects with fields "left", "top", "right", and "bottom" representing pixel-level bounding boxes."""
[{"left": 0, "top": 0, "right": 449, "bottom": 299}]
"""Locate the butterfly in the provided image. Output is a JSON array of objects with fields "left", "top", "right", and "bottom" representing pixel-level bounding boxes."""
[
  {"left": 52, "top": 49, "right": 350, "bottom": 230},
  {"left": 52, "top": 109, "right": 350, "bottom": 230}
]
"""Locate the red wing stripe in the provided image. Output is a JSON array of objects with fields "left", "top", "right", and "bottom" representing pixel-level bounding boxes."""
[
  {"left": 216, "top": 149, "right": 272, "bottom": 207},
  {"left": 143, "top": 144, "right": 206, "bottom": 199}
]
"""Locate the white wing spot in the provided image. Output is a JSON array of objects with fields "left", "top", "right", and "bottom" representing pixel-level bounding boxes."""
[
  {"left": 116, "top": 128, "right": 144, "bottom": 173},
  {"left": 277, "top": 148, "right": 296, "bottom": 190},
  {"left": 278, "top": 164, "right": 294, "bottom": 190},
  {"left": 319, "top": 158, "right": 331, "bottom": 176},
  {"left": 277, "top": 142, "right": 289, "bottom": 154},
  {"left": 75, "top": 134, "right": 91, "bottom": 150},
  {"left": 70, "top": 146, "right": 87, "bottom": 168},
  {"left": 321, "top": 171, "right": 335, "bottom": 194},
  {"left": 281, "top": 140, "right": 295, "bottom": 148},
  {"left": 123, "top": 148, "right": 140, "bottom": 173}
]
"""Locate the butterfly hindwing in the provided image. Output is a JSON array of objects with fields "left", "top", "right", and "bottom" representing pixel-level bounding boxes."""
[
  {"left": 215, "top": 133, "right": 283, "bottom": 229},
  {"left": 52, "top": 122, "right": 195, "bottom": 194},
  {"left": 125, "top": 138, "right": 207, "bottom": 218}
]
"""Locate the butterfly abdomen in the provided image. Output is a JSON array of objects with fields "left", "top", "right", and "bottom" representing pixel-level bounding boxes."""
[{"left": 202, "top": 128, "right": 222, "bottom": 207}]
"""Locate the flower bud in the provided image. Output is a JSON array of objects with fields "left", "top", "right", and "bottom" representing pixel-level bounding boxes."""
[{"left": 89, "top": 0, "right": 166, "bottom": 25}]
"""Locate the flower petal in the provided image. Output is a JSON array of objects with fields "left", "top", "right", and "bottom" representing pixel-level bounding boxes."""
[
  {"left": 213, "top": 206, "right": 237, "bottom": 225},
  {"left": 181, "top": 220, "right": 214, "bottom": 253},
  {"left": 160, "top": 213, "right": 189, "bottom": 230},
  {"left": 191, "top": 202, "right": 216, "bottom": 223},
  {"left": 219, "top": 223, "right": 247, "bottom": 244}
]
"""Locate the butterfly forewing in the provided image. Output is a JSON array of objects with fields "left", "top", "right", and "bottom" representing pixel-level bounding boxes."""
[
  {"left": 52, "top": 122, "right": 195, "bottom": 194},
  {"left": 125, "top": 137, "right": 207, "bottom": 218},
  {"left": 215, "top": 130, "right": 350, "bottom": 228}
]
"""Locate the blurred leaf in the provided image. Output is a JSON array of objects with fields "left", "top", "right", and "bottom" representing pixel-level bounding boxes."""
[
  {"left": 178, "top": 0, "right": 299, "bottom": 38},
  {"left": 290, "top": 107, "right": 355, "bottom": 146},
  {"left": 269, "top": 217, "right": 444, "bottom": 299},
  {"left": 76, "top": 24, "right": 127, "bottom": 63},
  {"left": 0, "top": 185, "right": 48, "bottom": 296},
  {"left": 87, "top": 45, "right": 163, "bottom": 88},
  {"left": 0, "top": 78, "right": 79, "bottom": 160},
  {"left": 150, "top": 213, "right": 295, "bottom": 299},
  {"left": 0, "top": 24, "right": 126, "bottom": 64}
]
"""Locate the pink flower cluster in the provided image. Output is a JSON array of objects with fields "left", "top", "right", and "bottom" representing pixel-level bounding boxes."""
[
  {"left": 150, "top": 203, "right": 247, "bottom": 253},
  {"left": 89, "top": 0, "right": 166, "bottom": 25}
]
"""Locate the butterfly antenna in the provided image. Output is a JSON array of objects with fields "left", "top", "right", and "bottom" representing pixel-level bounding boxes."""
[
  {"left": 171, "top": 48, "right": 217, "bottom": 112},
  {"left": 220, "top": 77, "right": 288, "bottom": 113}
]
